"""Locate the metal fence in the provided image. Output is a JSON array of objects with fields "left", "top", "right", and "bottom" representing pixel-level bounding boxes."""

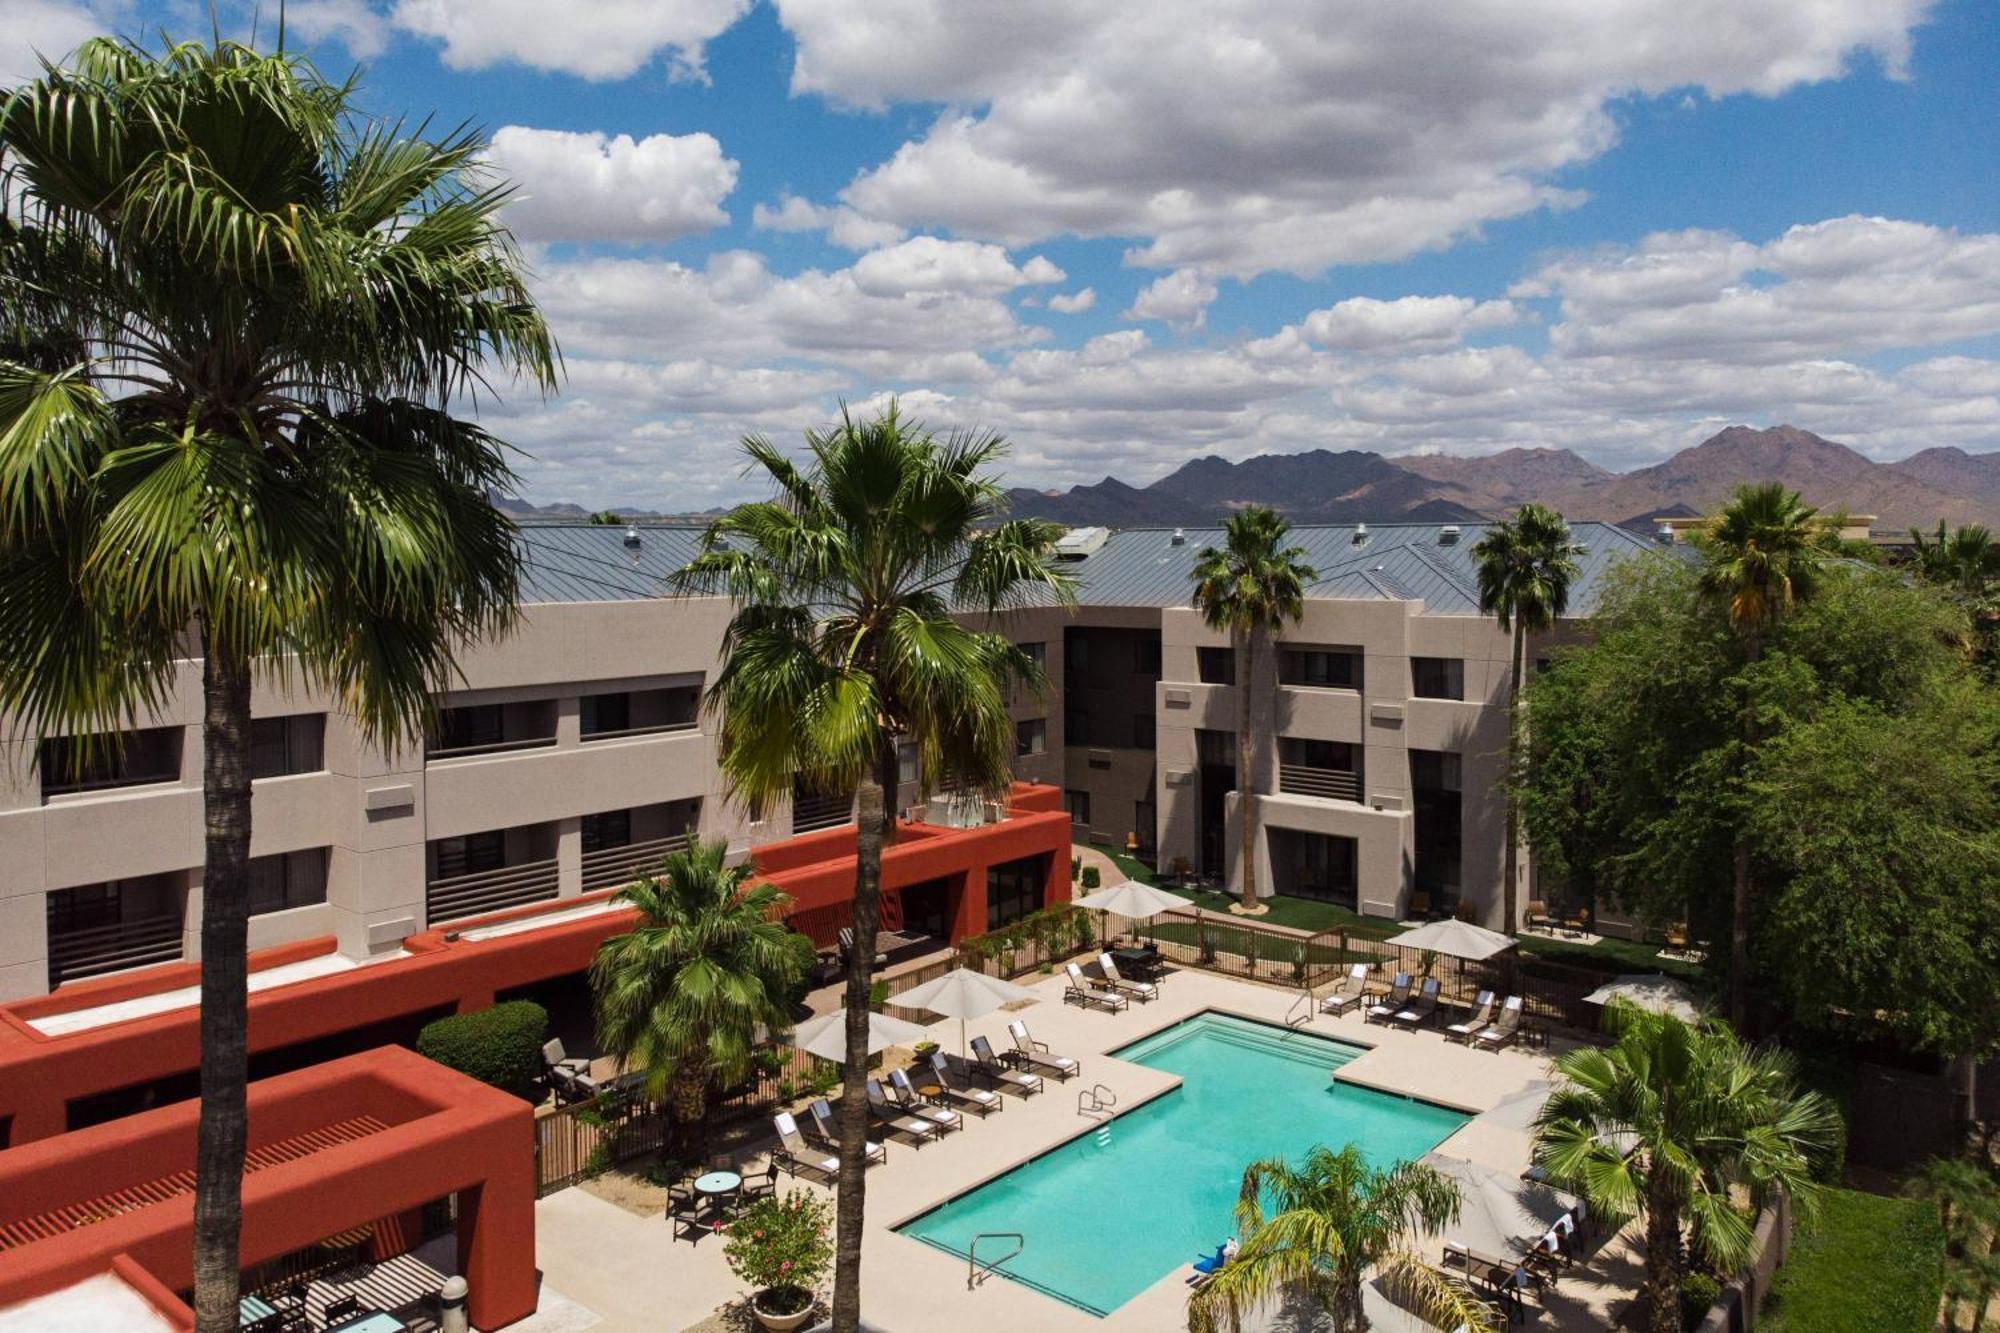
[{"left": 534, "top": 1094, "right": 670, "bottom": 1197}]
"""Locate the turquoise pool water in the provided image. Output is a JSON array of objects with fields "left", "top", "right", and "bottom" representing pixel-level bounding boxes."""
[{"left": 896, "top": 1011, "right": 1469, "bottom": 1316}]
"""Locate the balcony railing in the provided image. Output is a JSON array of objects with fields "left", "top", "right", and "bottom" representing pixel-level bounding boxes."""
[
  {"left": 48, "top": 914, "right": 183, "bottom": 988},
  {"left": 426, "top": 855, "right": 560, "bottom": 925},
  {"left": 579, "top": 720, "right": 698, "bottom": 744},
  {"left": 792, "top": 792, "right": 854, "bottom": 834},
  {"left": 579, "top": 833, "right": 693, "bottom": 893},
  {"left": 425, "top": 735, "right": 559, "bottom": 763},
  {"left": 1278, "top": 764, "right": 1361, "bottom": 803}
]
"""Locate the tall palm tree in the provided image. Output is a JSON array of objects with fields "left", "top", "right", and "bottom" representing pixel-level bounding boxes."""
[
  {"left": 0, "top": 40, "right": 554, "bottom": 1332},
  {"left": 1911, "top": 520, "right": 2000, "bottom": 596},
  {"left": 1696, "top": 482, "right": 1827, "bottom": 1025},
  {"left": 591, "top": 839, "right": 814, "bottom": 1158},
  {"left": 1472, "top": 504, "right": 1581, "bottom": 934},
  {"left": 1190, "top": 507, "right": 1316, "bottom": 913},
  {"left": 1534, "top": 1001, "right": 1840, "bottom": 1333},
  {"left": 671, "top": 404, "right": 1074, "bottom": 1333},
  {"left": 1187, "top": 1143, "right": 1493, "bottom": 1333}
]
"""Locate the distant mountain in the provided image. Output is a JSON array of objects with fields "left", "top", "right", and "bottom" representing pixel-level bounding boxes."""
[
  {"left": 489, "top": 493, "right": 722, "bottom": 524},
  {"left": 1002, "top": 427, "right": 1996, "bottom": 532}
]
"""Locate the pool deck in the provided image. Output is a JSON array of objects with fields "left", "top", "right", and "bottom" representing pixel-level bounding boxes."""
[{"left": 533, "top": 966, "right": 1615, "bottom": 1333}]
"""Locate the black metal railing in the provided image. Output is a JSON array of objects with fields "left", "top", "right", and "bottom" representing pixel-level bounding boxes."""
[
  {"left": 425, "top": 856, "right": 560, "bottom": 925},
  {"left": 47, "top": 915, "right": 183, "bottom": 987},
  {"left": 578, "top": 833, "right": 692, "bottom": 893},
  {"left": 1278, "top": 764, "right": 1361, "bottom": 802}
]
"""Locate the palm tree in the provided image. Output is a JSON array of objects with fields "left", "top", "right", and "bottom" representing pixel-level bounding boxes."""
[
  {"left": 1190, "top": 507, "right": 1316, "bottom": 913},
  {"left": 671, "top": 403, "right": 1074, "bottom": 1333},
  {"left": 1534, "top": 1001, "right": 1839, "bottom": 1333},
  {"left": 0, "top": 40, "right": 554, "bottom": 1332},
  {"left": 1471, "top": 504, "right": 1582, "bottom": 934},
  {"left": 1696, "top": 482, "right": 1827, "bottom": 1025},
  {"left": 591, "top": 838, "right": 814, "bottom": 1158},
  {"left": 1187, "top": 1143, "right": 1494, "bottom": 1333}
]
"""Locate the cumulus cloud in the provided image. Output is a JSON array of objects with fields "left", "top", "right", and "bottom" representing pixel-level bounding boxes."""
[
  {"left": 1298, "top": 295, "right": 1521, "bottom": 352},
  {"left": 1048, "top": 289, "right": 1097, "bottom": 314},
  {"left": 283, "top": 0, "right": 390, "bottom": 57},
  {"left": 392, "top": 0, "right": 751, "bottom": 80},
  {"left": 485, "top": 127, "right": 738, "bottom": 243},
  {"left": 773, "top": 0, "right": 1926, "bottom": 278},
  {"left": 1124, "top": 269, "right": 1219, "bottom": 329},
  {"left": 750, "top": 194, "right": 908, "bottom": 250},
  {"left": 1, "top": 0, "right": 113, "bottom": 82},
  {"left": 849, "top": 237, "right": 1063, "bottom": 297}
]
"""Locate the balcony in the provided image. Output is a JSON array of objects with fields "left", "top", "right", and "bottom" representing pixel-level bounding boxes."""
[
  {"left": 579, "top": 684, "right": 701, "bottom": 743},
  {"left": 1278, "top": 764, "right": 1361, "bottom": 803},
  {"left": 426, "top": 700, "right": 558, "bottom": 763},
  {"left": 426, "top": 856, "right": 560, "bottom": 925},
  {"left": 39, "top": 727, "right": 182, "bottom": 801},
  {"left": 792, "top": 789, "right": 853, "bottom": 834},
  {"left": 579, "top": 832, "right": 693, "bottom": 893}
]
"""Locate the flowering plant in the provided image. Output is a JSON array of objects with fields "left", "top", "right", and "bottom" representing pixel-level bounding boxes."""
[{"left": 722, "top": 1190, "right": 832, "bottom": 1315}]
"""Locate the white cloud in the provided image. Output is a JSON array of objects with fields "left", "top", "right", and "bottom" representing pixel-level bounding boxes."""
[
  {"left": 1048, "top": 288, "right": 1097, "bottom": 314},
  {"left": 848, "top": 237, "right": 1063, "bottom": 297},
  {"left": 486, "top": 127, "right": 738, "bottom": 243},
  {"left": 774, "top": 0, "right": 1926, "bottom": 278},
  {"left": 391, "top": 0, "right": 751, "bottom": 81},
  {"left": 1124, "top": 269, "right": 1218, "bottom": 329},
  {"left": 1, "top": 0, "right": 114, "bottom": 83},
  {"left": 283, "top": 0, "right": 390, "bottom": 58},
  {"left": 1298, "top": 295, "right": 1521, "bottom": 352},
  {"left": 750, "top": 194, "right": 908, "bottom": 250}
]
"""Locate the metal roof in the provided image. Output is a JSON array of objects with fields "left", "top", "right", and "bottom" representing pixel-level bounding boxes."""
[{"left": 514, "top": 519, "right": 1668, "bottom": 615}]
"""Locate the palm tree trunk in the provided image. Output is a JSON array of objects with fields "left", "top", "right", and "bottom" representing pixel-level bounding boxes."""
[
  {"left": 669, "top": 1055, "right": 708, "bottom": 1160},
  {"left": 192, "top": 624, "right": 252, "bottom": 1333},
  {"left": 830, "top": 740, "right": 897, "bottom": 1333},
  {"left": 1728, "top": 633, "right": 1763, "bottom": 1029},
  {"left": 1642, "top": 1176, "right": 1685, "bottom": 1333},
  {"left": 1502, "top": 618, "right": 1524, "bottom": 934},
  {"left": 1332, "top": 1268, "right": 1365, "bottom": 1332},
  {"left": 1237, "top": 625, "right": 1258, "bottom": 912}
]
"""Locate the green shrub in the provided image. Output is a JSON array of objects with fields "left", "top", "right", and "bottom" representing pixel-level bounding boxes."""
[
  {"left": 1080, "top": 865, "right": 1101, "bottom": 890},
  {"left": 1679, "top": 1272, "right": 1722, "bottom": 1329},
  {"left": 415, "top": 1000, "right": 549, "bottom": 1098}
]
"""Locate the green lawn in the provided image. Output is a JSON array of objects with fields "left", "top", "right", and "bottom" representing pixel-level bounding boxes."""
[
  {"left": 1758, "top": 1188, "right": 1944, "bottom": 1333},
  {"left": 1513, "top": 932, "right": 1706, "bottom": 979}
]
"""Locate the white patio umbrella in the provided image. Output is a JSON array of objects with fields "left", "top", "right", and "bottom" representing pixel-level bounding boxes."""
[
  {"left": 1072, "top": 880, "right": 1190, "bottom": 945},
  {"left": 1420, "top": 1152, "right": 1576, "bottom": 1268},
  {"left": 1384, "top": 918, "right": 1517, "bottom": 962},
  {"left": 1582, "top": 973, "right": 1703, "bottom": 1022},
  {"left": 785, "top": 1008, "right": 933, "bottom": 1063},
  {"left": 891, "top": 967, "right": 1038, "bottom": 1056}
]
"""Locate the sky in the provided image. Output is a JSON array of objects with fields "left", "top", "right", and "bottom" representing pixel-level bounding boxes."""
[{"left": 6, "top": 0, "right": 1999, "bottom": 509}]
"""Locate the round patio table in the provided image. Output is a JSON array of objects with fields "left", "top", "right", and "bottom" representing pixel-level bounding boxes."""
[{"left": 694, "top": 1170, "right": 742, "bottom": 1197}]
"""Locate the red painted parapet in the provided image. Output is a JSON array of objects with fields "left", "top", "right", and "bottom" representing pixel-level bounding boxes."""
[{"left": 0, "top": 1047, "right": 536, "bottom": 1330}]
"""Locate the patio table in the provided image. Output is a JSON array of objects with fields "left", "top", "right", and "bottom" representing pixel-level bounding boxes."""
[
  {"left": 694, "top": 1170, "right": 742, "bottom": 1198},
  {"left": 325, "top": 1315, "right": 407, "bottom": 1333},
  {"left": 1110, "top": 945, "right": 1163, "bottom": 980}
]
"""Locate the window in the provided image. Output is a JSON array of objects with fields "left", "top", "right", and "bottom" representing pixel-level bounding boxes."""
[
  {"left": 1411, "top": 657, "right": 1464, "bottom": 701},
  {"left": 1280, "top": 737, "right": 1356, "bottom": 771},
  {"left": 1015, "top": 718, "right": 1046, "bottom": 757},
  {"left": 432, "top": 703, "right": 503, "bottom": 752},
  {"left": 1137, "top": 637, "right": 1162, "bottom": 676},
  {"left": 1278, "top": 737, "right": 1360, "bottom": 800},
  {"left": 1132, "top": 714, "right": 1155, "bottom": 749},
  {"left": 429, "top": 699, "right": 558, "bottom": 757},
  {"left": 1064, "top": 706, "right": 1090, "bottom": 748},
  {"left": 579, "top": 692, "right": 630, "bottom": 737},
  {"left": 40, "top": 727, "right": 182, "bottom": 798},
  {"left": 45, "top": 876, "right": 185, "bottom": 986},
  {"left": 580, "top": 685, "right": 700, "bottom": 740},
  {"left": 431, "top": 829, "right": 506, "bottom": 880},
  {"left": 251, "top": 715, "right": 325, "bottom": 779},
  {"left": 1197, "top": 646, "right": 1236, "bottom": 685},
  {"left": 1067, "top": 634, "right": 1090, "bottom": 679},
  {"left": 986, "top": 854, "right": 1050, "bottom": 931},
  {"left": 247, "top": 848, "right": 328, "bottom": 915},
  {"left": 1279, "top": 647, "right": 1362, "bottom": 690},
  {"left": 1064, "top": 789, "right": 1091, "bottom": 827},
  {"left": 581, "top": 808, "right": 632, "bottom": 853},
  {"left": 1020, "top": 641, "right": 1046, "bottom": 671},
  {"left": 1411, "top": 751, "right": 1463, "bottom": 910},
  {"left": 1271, "top": 830, "right": 1358, "bottom": 906},
  {"left": 897, "top": 742, "right": 920, "bottom": 785}
]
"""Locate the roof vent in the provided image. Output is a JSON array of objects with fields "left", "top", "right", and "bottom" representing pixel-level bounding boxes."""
[
  {"left": 1656, "top": 524, "right": 1675, "bottom": 544},
  {"left": 1352, "top": 522, "right": 1369, "bottom": 546},
  {"left": 1438, "top": 525, "right": 1461, "bottom": 545},
  {"left": 1053, "top": 526, "right": 1110, "bottom": 560},
  {"left": 1170, "top": 527, "right": 1186, "bottom": 546},
  {"left": 622, "top": 524, "right": 642, "bottom": 549}
]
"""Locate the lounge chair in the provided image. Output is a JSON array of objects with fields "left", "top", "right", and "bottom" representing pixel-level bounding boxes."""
[
  {"left": 1386, "top": 977, "right": 1441, "bottom": 1029},
  {"left": 1187, "top": 1241, "right": 1234, "bottom": 1288},
  {"left": 1473, "top": 995, "right": 1524, "bottom": 1050},
  {"left": 1319, "top": 963, "right": 1370, "bottom": 1016},
  {"left": 865, "top": 1078, "right": 942, "bottom": 1144},
  {"left": 1443, "top": 990, "right": 1495, "bottom": 1043},
  {"left": 969, "top": 1036, "right": 1045, "bottom": 1096},
  {"left": 881, "top": 1072, "right": 962, "bottom": 1134},
  {"left": 838, "top": 926, "right": 887, "bottom": 969},
  {"left": 1006, "top": 1020, "right": 1080, "bottom": 1081},
  {"left": 542, "top": 1038, "right": 599, "bottom": 1101},
  {"left": 928, "top": 1052, "right": 1004, "bottom": 1114},
  {"left": 1364, "top": 972, "right": 1412, "bottom": 1025},
  {"left": 1065, "top": 962, "right": 1129, "bottom": 1012},
  {"left": 1097, "top": 952, "right": 1158, "bottom": 1002},
  {"left": 771, "top": 1112, "right": 844, "bottom": 1180},
  {"left": 806, "top": 1098, "right": 888, "bottom": 1163}
]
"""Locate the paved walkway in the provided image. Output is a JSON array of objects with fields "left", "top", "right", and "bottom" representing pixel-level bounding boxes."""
[{"left": 531, "top": 966, "right": 1630, "bottom": 1332}]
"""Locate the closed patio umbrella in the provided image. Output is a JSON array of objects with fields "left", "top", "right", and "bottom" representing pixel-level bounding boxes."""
[
  {"left": 891, "top": 967, "right": 1038, "bottom": 1056},
  {"left": 786, "top": 1009, "right": 933, "bottom": 1063},
  {"left": 1582, "top": 973, "right": 1702, "bottom": 1022}
]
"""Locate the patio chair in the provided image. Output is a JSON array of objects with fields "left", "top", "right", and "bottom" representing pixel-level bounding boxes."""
[
  {"left": 541, "top": 1038, "right": 594, "bottom": 1101},
  {"left": 929, "top": 1051, "right": 1006, "bottom": 1113},
  {"left": 1363, "top": 972, "right": 1412, "bottom": 1025},
  {"left": 771, "top": 1112, "right": 843, "bottom": 1180},
  {"left": 1319, "top": 963, "right": 1370, "bottom": 1016},
  {"left": 969, "top": 1036, "right": 1046, "bottom": 1096},
  {"left": 887, "top": 1068, "right": 966, "bottom": 1132},
  {"left": 864, "top": 1078, "right": 940, "bottom": 1145},
  {"left": 1386, "top": 977, "right": 1441, "bottom": 1029},
  {"left": 1064, "top": 962, "right": 1129, "bottom": 1012},
  {"left": 1006, "top": 1020, "right": 1081, "bottom": 1081},
  {"left": 1187, "top": 1241, "right": 1233, "bottom": 1289},
  {"left": 838, "top": 926, "right": 887, "bottom": 969},
  {"left": 739, "top": 1160, "right": 781, "bottom": 1203},
  {"left": 1097, "top": 952, "right": 1158, "bottom": 1002},
  {"left": 1473, "top": 995, "right": 1524, "bottom": 1050},
  {"left": 1443, "top": 990, "right": 1495, "bottom": 1043},
  {"left": 1524, "top": 900, "right": 1556, "bottom": 933},
  {"left": 669, "top": 1191, "right": 723, "bottom": 1244},
  {"left": 806, "top": 1098, "right": 889, "bottom": 1163}
]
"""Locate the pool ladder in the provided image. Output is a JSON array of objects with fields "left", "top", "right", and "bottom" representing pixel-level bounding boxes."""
[
  {"left": 1284, "top": 988, "right": 1316, "bottom": 1027},
  {"left": 968, "top": 1232, "right": 1024, "bottom": 1289},
  {"left": 1077, "top": 1082, "right": 1117, "bottom": 1121}
]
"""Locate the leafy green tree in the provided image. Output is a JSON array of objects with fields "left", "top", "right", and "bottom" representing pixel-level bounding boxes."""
[
  {"left": 671, "top": 404, "right": 1073, "bottom": 1333},
  {"left": 1535, "top": 1002, "right": 1840, "bottom": 1333},
  {"left": 1911, "top": 520, "right": 2000, "bottom": 596},
  {"left": 1696, "top": 482, "right": 1830, "bottom": 1023},
  {"left": 0, "top": 39, "right": 554, "bottom": 1331},
  {"left": 591, "top": 839, "right": 813, "bottom": 1157},
  {"left": 1190, "top": 506, "right": 1316, "bottom": 913},
  {"left": 588, "top": 510, "right": 623, "bottom": 525},
  {"left": 1472, "top": 504, "right": 1582, "bottom": 933},
  {"left": 1186, "top": 1143, "right": 1492, "bottom": 1333}
]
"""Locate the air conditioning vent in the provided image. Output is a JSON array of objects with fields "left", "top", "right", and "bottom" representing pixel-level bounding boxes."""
[{"left": 1438, "top": 525, "right": 1461, "bottom": 545}]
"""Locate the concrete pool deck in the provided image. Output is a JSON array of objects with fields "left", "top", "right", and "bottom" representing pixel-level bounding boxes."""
[{"left": 532, "top": 966, "right": 1615, "bottom": 1332}]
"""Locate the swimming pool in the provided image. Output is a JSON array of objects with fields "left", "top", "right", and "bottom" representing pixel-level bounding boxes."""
[{"left": 895, "top": 1011, "right": 1469, "bottom": 1316}]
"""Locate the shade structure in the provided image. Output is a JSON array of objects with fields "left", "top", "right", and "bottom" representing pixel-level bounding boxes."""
[
  {"left": 1583, "top": 973, "right": 1703, "bottom": 1022},
  {"left": 890, "top": 967, "right": 1039, "bottom": 1056},
  {"left": 1384, "top": 918, "right": 1517, "bottom": 961},
  {"left": 1070, "top": 880, "right": 1189, "bottom": 919},
  {"left": 1421, "top": 1152, "right": 1577, "bottom": 1265},
  {"left": 786, "top": 1009, "right": 932, "bottom": 1063}
]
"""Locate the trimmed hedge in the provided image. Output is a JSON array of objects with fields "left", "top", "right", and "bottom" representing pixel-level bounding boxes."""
[{"left": 415, "top": 1000, "right": 550, "bottom": 1099}]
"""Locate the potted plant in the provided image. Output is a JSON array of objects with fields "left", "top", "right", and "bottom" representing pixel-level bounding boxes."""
[
  {"left": 723, "top": 1190, "right": 832, "bottom": 1331},
  {"left": 911, "top": 1039, "right": 939, "bottom": 1063}
]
